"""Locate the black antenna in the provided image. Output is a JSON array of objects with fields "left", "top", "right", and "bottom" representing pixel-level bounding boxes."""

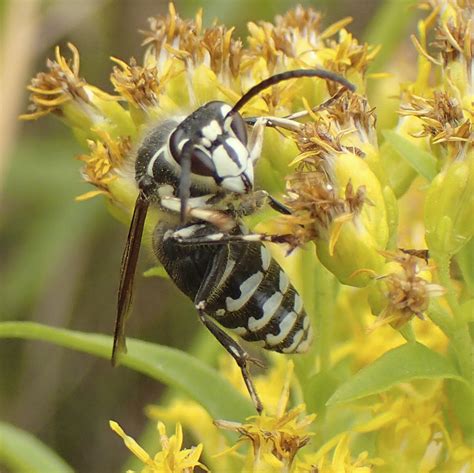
[
  {"left": 178, "top": 140, "right": 195, "bottom": 223},
  {"left": 228, "top": 69, "right": 355, "bottom": 117}
]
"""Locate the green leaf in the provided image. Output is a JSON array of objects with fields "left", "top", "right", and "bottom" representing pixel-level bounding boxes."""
[
  {"left": 383, "top": 130, "right": 438, "bottom": 181},
  {"left": 0, "top": 421, "right": 74, "bottom": 473},
  {"left": 0, "top": 322, "right": 254, "bottom": 421},
  {"left": 303, "top": 370, "right": 340, "bottom": 415},
  {"left": 327, "top": 342, "right": 465, "bottom": 405}
]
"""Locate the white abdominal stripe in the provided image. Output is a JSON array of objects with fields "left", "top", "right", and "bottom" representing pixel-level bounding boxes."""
[{"left": 207, "top": 242, "right": 312, "bottom": 354}]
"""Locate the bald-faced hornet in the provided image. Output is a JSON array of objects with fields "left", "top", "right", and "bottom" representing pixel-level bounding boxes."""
[{"left": 113, "top": 69, "right": 355, "bottom": 412}]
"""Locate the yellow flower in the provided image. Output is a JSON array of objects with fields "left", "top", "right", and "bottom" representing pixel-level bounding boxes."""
[
  {"left": 297, "top": 432, "right": 383, "bottom": 473},
  {"left": 146, "top": 400, "right": 229, "bottom": 471},
  {"left": 369, "top": 387, "right": 463, "bottom": 472},
  {"left": 20, "top": 43, "right": 134, "bottom": 144},
  {"left": 368, "top": 251, "right": 445, "bottom": 330},
  {"left": 282, "top": 93, "right": 389, "bottom": 287},
  {"left": 110, "top": 420, "right": 207, "bottom": 473},
  {"left": 215, "top": 361, "right": 315, "bottom": 472}
]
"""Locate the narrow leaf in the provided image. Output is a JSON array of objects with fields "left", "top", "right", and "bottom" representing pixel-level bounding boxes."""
[
  {"left": 327, "top": 342, "right": 465, "bottom": 405},
  {"left": 0, "top": 322, "right": 253, "bottom": 421},
  {"left": 383, "top": 130, "right": 437, "bottom": 181},
  {"left": 0, "top": 422, "right": 74, "bottom": 473}
]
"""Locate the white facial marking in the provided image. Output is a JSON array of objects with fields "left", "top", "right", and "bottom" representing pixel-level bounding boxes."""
[
  {"left": 201, "top": 137, "right": 211, "bottom": 148},
  {"left": 219, "top": 104, "right": 232, "bottom": 117},
  {"left": 294, "top": 294, "right": 303, "bottom": 314},
  {"left": 260, "top": 246, "right": 271, "bottom": 271},
  {"left": 226, "top": 137, "right": 247, "bottom": 160},
  {"left": 279, "top": 271, "right": 290, "bottom": 294},
  {"left": 282, "top": 329, "right": 305, "bottom": 353},
  {"left": 213, "top": 145, "right": 241, "bottom": 176},
  {"left": 248, "top": 292, "right": 283, "bottom": 332},
  {"left": 201, "top": 120, "right": 222, "bottom": 142},
  {"left": 225, "top": 271, "right": 263, "bottom": 311},
  {"left": 266, "top": 311, "right": 297, "bottom": 346},
  {"left": 220, "top": 175, "right": 246, "bottom": 193}
]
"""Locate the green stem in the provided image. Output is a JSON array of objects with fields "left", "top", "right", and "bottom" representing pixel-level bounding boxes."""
[
  {"left": 427, "top": 300, "right": 455, "bottom": 338},
  {"left": 434, "top": 252, "right": 462, "bottom": 317},
  {"left": 292, "top": 246, "right": 335, "bottom": 385},
  {"left": 313, "top": 258, "right": 337, "bottom": 373},
  {"left": 399, "top": 323, "right": 416, "bottom": 343}
]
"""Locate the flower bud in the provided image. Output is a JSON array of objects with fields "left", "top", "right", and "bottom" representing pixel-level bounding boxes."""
[
  {"left": 425, "top": 156, "right": 474, "bottom": 256},
  {"left": 315, "top": 153, "right": 388, "bottom": 287},
  {"left": 368, "top": 252, "right": 444, "bottom": 329}
]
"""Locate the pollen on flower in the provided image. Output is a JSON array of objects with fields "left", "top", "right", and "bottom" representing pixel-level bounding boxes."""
[
  {"left": 20, "top": 43, "right": 88, "bottom": 120},
  {"left": 430, "top": 0, "right": 473, "bottom": 68},
  {"left": 141, "top": 3, "right": 202, "bottom": 58},
  {"left": 141, "top": 3, "right": 243, "bottom": 82},
  {"left": 215, "top": 361, "right": 315, "bottom": 470},
  {"left": 282, "top": 105, "right": 372, "bottom": 246},
  {"left": 111, "top": 57, "right": 162, "bottom": 110},
  {"left": 399, "top": 90, "right": 472, "bottom": 146},
  {"left": 370, "top": 251, "right": 445, "bottom": 330},
  {"left": 76, "top": 132, "right": 131, "bottom": 200},
  {"left": 201, "top": 26, "right": 243, "bottom": 78},
  {"left": 284, "top": 168, "right": 369, "bottom": 247},
  {"left": 246, "top": 5, "right": 358, "bottom": 77},
  {"left": 398, "top": 0, "right": 473, "bottom": 161}
]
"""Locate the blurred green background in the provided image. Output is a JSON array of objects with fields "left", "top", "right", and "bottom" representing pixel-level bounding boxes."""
[{"left": 0, "top": 0, "right": 415, "bottom": 471}]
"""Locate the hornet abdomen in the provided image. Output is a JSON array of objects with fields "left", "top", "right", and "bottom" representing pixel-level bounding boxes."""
[{"left": 154, "top": 221, "right": 313, "bottom": 354}]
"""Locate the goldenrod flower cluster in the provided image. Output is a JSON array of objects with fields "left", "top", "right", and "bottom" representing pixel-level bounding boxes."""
[{"left": 23, "top": 1, "right": 473, "bottom": 471}]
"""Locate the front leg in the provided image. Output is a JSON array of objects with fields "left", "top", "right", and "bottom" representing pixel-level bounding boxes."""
[{"left": 170, "top": 229, "right": 296, "bottom": 247}]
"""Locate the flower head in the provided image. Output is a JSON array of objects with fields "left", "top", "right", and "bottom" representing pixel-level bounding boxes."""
[
  {"left": 110, "top": 420, "right": 207, "bottom": 473},
  {"left": 215, "top": 361, "right": 315, "bottom": 471},
  {"left": 281, "top": 92, "right": 389, "bottom": 287},
  {"left": 369, "top": 251, "right": 444, "bottom": 330}
]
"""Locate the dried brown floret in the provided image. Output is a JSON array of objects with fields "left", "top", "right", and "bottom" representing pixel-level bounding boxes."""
[{"left": 111, "top": 57, "right": 161, "bottom": 109}]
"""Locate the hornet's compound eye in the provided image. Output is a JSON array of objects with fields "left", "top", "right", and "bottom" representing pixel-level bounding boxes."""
[
  {"left": 169, "top": 128, "right": 216, "bottom": 178},
  {"left": 227, "top": 111, "right": 247, "bottom": 145}
]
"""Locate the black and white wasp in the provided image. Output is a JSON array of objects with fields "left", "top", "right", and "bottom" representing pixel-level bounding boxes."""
[{"left": 112, "top": 69, "right": 355, "bottom": 412}]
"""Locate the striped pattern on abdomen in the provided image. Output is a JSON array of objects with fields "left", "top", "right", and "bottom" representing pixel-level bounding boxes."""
[{"left": 204, "top": 242, "right": 313, "bottom": 354}]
